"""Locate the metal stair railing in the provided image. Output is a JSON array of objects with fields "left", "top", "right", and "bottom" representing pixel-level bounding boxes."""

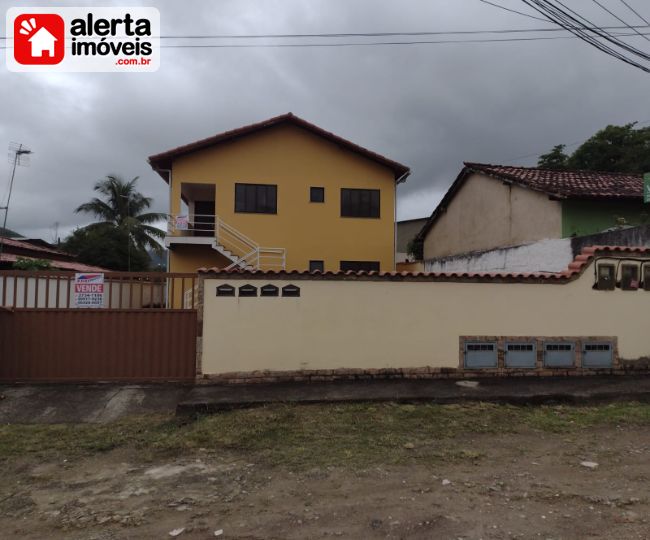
[{"left": 168, "top": 214, "right": 286, "bottom": 270}]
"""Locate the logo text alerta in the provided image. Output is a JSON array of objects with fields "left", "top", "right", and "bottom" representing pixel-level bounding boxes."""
[
  {"left": 6, "top": 7, "right": 160, "bottom": 73},
  {"left": 70, "top": 14, "right": 153, "bottom": 57}
]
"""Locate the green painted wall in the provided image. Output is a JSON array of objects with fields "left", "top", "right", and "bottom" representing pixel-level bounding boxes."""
[{"left": 561, "top": 199, "right": 649, "bottom": 237}]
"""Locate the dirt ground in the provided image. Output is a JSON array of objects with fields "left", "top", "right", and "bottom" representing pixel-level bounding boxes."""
[{"left": 1, "top": 417, "right": 649, "bottom": 539}]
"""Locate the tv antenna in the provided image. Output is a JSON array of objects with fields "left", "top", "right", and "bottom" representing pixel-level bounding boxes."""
[{"left": 0, "top": 142, "right": 33, "bottom": 258}]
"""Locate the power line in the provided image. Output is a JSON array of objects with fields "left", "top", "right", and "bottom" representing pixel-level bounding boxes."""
[
  {"left": 591, "top": 0, "right": 650, "bottom": 42},
  {"left": 534, "top": 0, "right": 650, "bottom": 59},
  {"left": 479, "top": 0, "right": 553, "bottom": 22},
  {"left": 618, "top": 0, "right": 650, "bottom": 25},
  {"left": 521, "top": 0, "right": 650, "bottom": 72},
  {"left": 2, "top": 29, "right": 650, "bottom": 50},
  {"left": 1, "top": 24, "right": 649, "bottom": 40}
]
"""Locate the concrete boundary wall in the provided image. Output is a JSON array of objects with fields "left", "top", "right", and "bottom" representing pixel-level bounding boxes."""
[{"left": 199, "top": 254, "right": 650, "bottom": 381}]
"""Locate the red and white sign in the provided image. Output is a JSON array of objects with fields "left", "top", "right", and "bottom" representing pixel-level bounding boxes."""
[
  {"left": 6, "top": 7, "right": 160, "bottom": 72},
  {"left": 175, "top": 215, "right": 189, "bottom": 230},
  {"left": 74, "top": 272, "right": 105, "bottom": 308},
  {"left": 13, "top": 13, "right": 65, "bottom": 65}
]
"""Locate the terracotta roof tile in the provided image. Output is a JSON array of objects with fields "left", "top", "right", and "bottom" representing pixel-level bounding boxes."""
[
  {"left": 148, "top": 112, "right": 410, "bottom": 181},
  {"left": 198, "top": 245, "right": 650, "bottom": 283},
  {"left": 0, "top": 236, "right": 71, "bottom": 257},
  {"left": 464, "top": 162, "right": 643, "bottom": 199},
  {"left": 0, "top": 253, "right": 108, "bottom": 272},
  {"left": 416, "top": 164, "right": 645, "bottom": 241}
]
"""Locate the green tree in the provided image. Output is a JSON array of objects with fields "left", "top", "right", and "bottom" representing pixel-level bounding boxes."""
[
  {"left": 64, "top": 226, "right": 152, "bottom": 271},
  {"left": 539, "top": 123, "right": 650, "bottom": 173},
  {"left": 537, "top": 144, "right": 569, "bottom": 169},
  {"left": 12, "top": 257, "right": 51, "bottom": 271},
  {"left": 64, "top": 175, "right": 165, "bottom": 271}
]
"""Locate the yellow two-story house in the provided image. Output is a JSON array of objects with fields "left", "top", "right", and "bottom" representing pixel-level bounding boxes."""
[{"left": 148, "top": 113, "right": 410, "bottom": 273}]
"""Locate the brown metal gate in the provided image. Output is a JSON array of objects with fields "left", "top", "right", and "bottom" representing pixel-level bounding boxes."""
[{"left": 0, "top": 272, "right": 198, "bottom": 382}]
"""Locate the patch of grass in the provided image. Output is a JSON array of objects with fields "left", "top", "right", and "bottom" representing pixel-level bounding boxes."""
[{"left": 1, "top": 401, "right": 650, "bottom": 468}]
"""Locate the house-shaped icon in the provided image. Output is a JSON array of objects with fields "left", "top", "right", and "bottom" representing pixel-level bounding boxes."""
[{"left": 28, "top": 26, "right": 57, "bottom": 57}]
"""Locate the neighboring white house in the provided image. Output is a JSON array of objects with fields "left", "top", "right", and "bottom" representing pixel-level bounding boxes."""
[{"left": 28, "top": 27, "right": 57, "bottom": 57}]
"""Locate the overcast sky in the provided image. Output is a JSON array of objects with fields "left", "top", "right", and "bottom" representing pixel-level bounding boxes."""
[{"left": 1, "top": 0, "right": 650, "bottom": 241}]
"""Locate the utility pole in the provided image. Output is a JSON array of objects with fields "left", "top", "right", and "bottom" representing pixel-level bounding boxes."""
[{"left": 0, "top": 143, "right": 32, "bottom": 258}]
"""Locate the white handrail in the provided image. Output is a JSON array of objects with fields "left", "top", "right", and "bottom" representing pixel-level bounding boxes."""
[{"left": 168, "top": 213, "right": 286, "bottom": 271}]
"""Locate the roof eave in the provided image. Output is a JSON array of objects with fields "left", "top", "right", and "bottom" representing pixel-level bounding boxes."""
[{"left": 147, "top": 113, "right": 410, "bottom": 182}]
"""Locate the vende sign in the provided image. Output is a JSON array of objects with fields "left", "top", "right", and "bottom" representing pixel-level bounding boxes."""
[
  {"left": 74, "top": 272, "right": 105, "bottom": 308},
  {"left": 6, "top": 7, "right": 160, "bottom": 72}
]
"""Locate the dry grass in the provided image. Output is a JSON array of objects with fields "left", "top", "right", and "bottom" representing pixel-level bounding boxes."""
[{"left": 1, "top": 401, "right": 649, "bottom": 468}]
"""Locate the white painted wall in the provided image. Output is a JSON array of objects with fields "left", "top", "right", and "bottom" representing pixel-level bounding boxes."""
[
  {"left": 201, "top": 257, "right": 650, "bottom": 376},
  {"left": 425, "top": 238, "right": 574, "bottom": 274}
]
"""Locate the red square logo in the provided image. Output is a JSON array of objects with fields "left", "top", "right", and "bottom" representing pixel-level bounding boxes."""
[{"left": 14, "top": 14, "right": 65, "bottom": 65}]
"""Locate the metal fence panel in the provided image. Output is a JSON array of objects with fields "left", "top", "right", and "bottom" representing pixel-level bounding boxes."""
[{"left": 0, "top": 309, "right": 196, "bottom": 382}]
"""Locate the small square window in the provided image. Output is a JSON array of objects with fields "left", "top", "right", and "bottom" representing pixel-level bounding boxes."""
[
  {"left": 644, "top": 265, "right": 650, "bottom": 291},
  {"left": 310, "top": 187, "right": 325, "bottom": 203},
  {"left": 309, "top": 260, "right": 324, "bottom": 273}
]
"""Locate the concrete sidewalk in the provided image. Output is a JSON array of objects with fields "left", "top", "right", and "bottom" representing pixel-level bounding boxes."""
[
  {"left": 2, "top": 376, "right": 650, "bottom": 423},
  {"left": 178, "top": 375, "right": 650, "bottom": 414},
  {"left": 0, "top": 385, "right": 192, "bottom": 424}
]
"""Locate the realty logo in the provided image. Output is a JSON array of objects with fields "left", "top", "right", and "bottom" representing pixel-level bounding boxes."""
[
  {"left": 7, "top": 7, "right": 160, "bottom": 72},
  {"left": 13, "top": 13, "right": 65, "bottom": 65}
]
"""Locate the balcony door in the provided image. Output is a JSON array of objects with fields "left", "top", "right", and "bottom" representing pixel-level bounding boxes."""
[{"left": 194, "top": 200, "right": 215, "bottom": 236}]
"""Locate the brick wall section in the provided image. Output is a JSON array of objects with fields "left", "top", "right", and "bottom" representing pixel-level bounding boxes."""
[
  {"left": 197, "top": 361, "right": 650, "bottom": 385},
  {"left": 195, "top": 318, "right": 645, "bottom": 384}
]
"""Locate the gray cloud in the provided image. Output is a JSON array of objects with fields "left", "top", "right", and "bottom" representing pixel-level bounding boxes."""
[{"left": 1, "top": 0, "right": 649, "bottom": 241}]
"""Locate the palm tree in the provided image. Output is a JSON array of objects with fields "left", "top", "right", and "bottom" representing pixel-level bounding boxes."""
[{"left": 76, "top": 175, "right": 165, "bottom": 256}]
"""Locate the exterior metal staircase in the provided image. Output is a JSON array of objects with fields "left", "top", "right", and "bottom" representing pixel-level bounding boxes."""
[{"left": 168, "top": 214, "right": 286, "bottom": 271}]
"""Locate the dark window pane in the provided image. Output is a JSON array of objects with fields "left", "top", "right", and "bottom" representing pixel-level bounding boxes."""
[
  {"left": 371, "top": 190, "right": 380, "bottom": 216},
  {"left": 269, "top": 185, "right": 277, "bottom": 213},
  {"left": 257, "top": 185, "right": 267, "bottom": 211},
  {"left": 246, "top": 185, "right": 255, "bottom": 211},
  {"left": 234, "top": 183, "right": 277, "bottom": 214},
  {"left": 340, "top": 188, "right": 380, "bottom": 218},
  {"left": 235, "top": 184, "right": 245, "bottom": 212},
  {"left": 340, "top": 260, "right": 380, "bottom": 272},
  {"left": 309, "top": 260, "right": 324, "bottom": 272},
  {"left": 310, "top": 187, "right": 325, "bottom": 203}
]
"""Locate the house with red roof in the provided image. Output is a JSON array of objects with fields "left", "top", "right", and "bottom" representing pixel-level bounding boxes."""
[
  {"left": 0, "top": 236, "right": 107, "bottom": 272},
  {"left": 416, "top": 163, "right": 649, "bottom": 260},
  {"left": 148, "top": 113, "right": 409, "bottom": 274}
]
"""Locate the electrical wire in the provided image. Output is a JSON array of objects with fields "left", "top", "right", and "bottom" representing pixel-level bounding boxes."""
[
  {"left": 1, "top": 24, "right": 649, "bottom": 40},
  {"left": 618, "top": 0, "right": 650, "bottom": 25},
  {"left": 478, "top": 0, "right": 553, "bottom": 22},
  {"left": 591, "top": 0, "right": 650, "bottom": 42},
  {"left": 520, "top": 0, "right": 650, "bottom": 72},
  {"left": 2, "top": 29, "right": 650, "bottom": 50},
  {"left": 530, "top": 0, "right": 650, "bottom": 59}
]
